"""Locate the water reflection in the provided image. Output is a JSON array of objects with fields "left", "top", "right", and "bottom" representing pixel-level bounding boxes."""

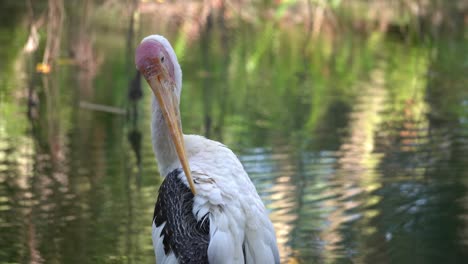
[{"left": 1, "top": 0, "right": 468, "bottom": 263}]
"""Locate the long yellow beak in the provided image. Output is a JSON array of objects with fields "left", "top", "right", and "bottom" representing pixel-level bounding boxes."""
[{"left": 145, "top": 65, "right": 196, "bottom": 195}]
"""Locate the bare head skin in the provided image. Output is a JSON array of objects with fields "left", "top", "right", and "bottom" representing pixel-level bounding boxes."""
[{"left": 135, "top": 39, "right": 176, "bottom": 82}]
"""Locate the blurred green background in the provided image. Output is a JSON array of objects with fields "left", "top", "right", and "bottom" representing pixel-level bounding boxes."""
[{"left": 0, "top": 0, "right": 467, "bottom": 263}]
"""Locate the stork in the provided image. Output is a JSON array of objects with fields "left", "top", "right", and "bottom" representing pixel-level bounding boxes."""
[{"left": 135, "top": 35, "right": 280, "bottom": 264}]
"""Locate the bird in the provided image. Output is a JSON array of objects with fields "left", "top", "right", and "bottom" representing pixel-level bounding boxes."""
[{"left": 135, "top": 35, "right": 280, "bottom": 264}]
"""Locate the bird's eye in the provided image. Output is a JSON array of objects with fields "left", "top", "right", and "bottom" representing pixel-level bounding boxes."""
[{"left": 161, "top": 56, "right": 165, "bottom": 63}]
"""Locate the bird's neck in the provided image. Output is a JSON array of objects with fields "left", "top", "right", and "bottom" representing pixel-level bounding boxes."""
[{"left": 151, "top": 95, "right": 180, "bottom": 176}]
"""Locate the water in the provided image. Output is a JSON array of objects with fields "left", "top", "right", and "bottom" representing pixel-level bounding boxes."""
[{"left": 1, "top": 1, "right": 468, "bottom": 263}]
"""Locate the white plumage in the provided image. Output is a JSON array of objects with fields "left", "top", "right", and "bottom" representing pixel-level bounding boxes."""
[{"left": 136, "top": 35, "right": 279, "bottom": 264}]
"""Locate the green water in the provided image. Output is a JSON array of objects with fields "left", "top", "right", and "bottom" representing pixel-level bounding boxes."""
[{"left": 1, "top": 1, "right": 467, "bottom": 263}]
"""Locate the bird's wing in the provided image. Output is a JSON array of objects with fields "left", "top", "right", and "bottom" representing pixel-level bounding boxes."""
[
  {"left": 152, "top": 169, "right": 210, "bottom": 264},
  {"left": 187, "top": 142, "right": 280, "bottom": 264},
  {"left": 152, "top": 222, "right": 178, "bottom": 264}
]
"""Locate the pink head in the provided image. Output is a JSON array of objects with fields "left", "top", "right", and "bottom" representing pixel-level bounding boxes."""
[{"left": 135, "top": 35, "right": 182, "bottom": 92}]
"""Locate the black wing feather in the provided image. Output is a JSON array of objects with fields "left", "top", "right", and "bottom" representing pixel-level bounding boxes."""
[{"left": 153, "top": 169, "right": 210, "bottom": 264}]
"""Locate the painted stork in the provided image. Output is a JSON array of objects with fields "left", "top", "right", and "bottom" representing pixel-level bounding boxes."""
[{"left": 135, "top": 35, "right": 280, "bottom": 264}]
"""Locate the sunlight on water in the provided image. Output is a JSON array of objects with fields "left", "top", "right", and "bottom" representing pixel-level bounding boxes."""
[{"left": 1, "top": 0, "right": 467, "bottom": 263}]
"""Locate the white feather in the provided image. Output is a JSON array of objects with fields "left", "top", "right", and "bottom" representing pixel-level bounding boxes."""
[
  {"left": 208, "top": 224, "right": 235, "bottom": 264},
  {"left": 182, "top": 135, "right": 279, "bottom": 264},
  {"left": 152, "top": 222, "right": 178, "bottom": 264}
]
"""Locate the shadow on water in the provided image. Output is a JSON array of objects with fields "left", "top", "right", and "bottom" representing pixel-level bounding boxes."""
[{"left": 0, "top": 0, "right": 467, "bottom": 263}]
